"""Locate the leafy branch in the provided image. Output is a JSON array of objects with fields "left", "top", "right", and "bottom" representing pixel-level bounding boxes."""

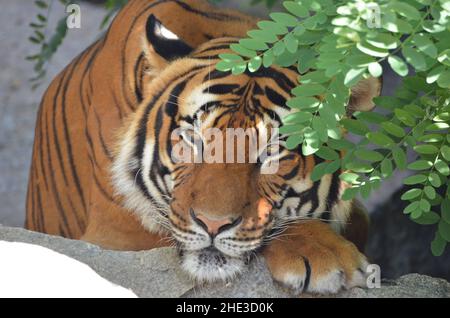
[{"left": 218, "top": 0, "right": 450, "bottom": 255}]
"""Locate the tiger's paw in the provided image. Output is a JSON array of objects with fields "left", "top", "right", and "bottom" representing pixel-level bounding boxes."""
[{"left": 263, "top": 221, "right": 369, "bottom": 295}]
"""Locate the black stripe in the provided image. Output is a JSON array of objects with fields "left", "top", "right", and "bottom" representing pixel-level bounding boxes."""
[
  {"left": 323, "top": 170, "right": 341, "bottom": 221},
  {"left": 45, "top": 110, "right": 72, "bottom": 238},
  {"left": 36, "top": 185, "right": 46, "bottom": 233},
  {"left": 61, "top": 54, "right": 88, "bottom": 212},
  {"left": 93, "top": 106, "right": 113, "bottom": 160},
  {"left": 194, "top": 43, "right": 237, "bottom": 55},
  {"left": 302, "top": 256, "right": 311, "bottom": 292},
  {"left": 36, "top": 102, "right": 49, "bottom": 191},
  {"left": 51, "top": 72, "right": 70, "bottom": 185},
  {"left": 265, "top": 86, "right": 288, "bottom": 109},
  {"left": 174, "top": 0, "right": 246, "bottom": 22},
  {"left": 79, "top": 40, "right": 102, "bottom": 119},
  {"left": 204, "top": 84, "right": 240, "bottom": 95},
  {"left": 134, "top": 53, "right": 145, "bottom": 103}
]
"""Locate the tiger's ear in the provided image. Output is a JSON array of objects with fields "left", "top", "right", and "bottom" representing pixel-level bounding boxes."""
[
  {"left": 348, "top": 77, "right": 382, "bottom": 115},
  {"left": 146, "top": 14, "right": 193, "bottom": 61}
]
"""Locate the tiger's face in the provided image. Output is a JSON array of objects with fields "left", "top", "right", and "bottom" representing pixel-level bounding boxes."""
[{"left": 112, "top": 15, "right": 380, "bottom": 282}]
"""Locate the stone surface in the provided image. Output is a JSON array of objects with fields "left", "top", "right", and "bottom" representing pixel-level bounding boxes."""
[{"left": 1, "top": 225, "right": 449, "bottom": 298}]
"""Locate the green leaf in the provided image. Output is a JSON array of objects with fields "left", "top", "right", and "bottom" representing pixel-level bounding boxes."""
[
  {"left": 284, "top": 33, "right": 299, "bottom": 54},
  {"left": 328, "top": 138, "right": 355, "bottom": 151},
  {"left": 414, "top": 144, "right": 439, "bottom": 155},
  {"left": 388, "top": 56, "right": 409, "bottom": 77},
  {"left": 354, "top": 149, "right": 384, "bottom": 162},
  {"left": 325, "top": 159, "right": 341, "bottom": 174},
  {"left": 426, "top": 122, "right": 450, "bottom": 131},
  {"left": 441, "top": 145, "right": 450, "bottom": 161},
  {"left": 442, "top": 199, "right": 450, "bottom": 224},
  {"left": 427, "top": 65, "right": 446, "bottom": 84},
  {"left": 404, "top": 174, "right": 427, "bottom": 185},
  {"left": 438, "top": 220, "right": 450, "bottom": 242},
  {"left": 297, "top": 48, "right": 316, "bottom": 73},
  {"left": 283, "top": 1, "right": 309, "bottom": 18},
  {"left": 402, "top": 46, "right": 427, "bottom": 71},
  {"left": 37, "top": 14, "right": 47, "bottom": 23},
  {"left": 437, "top": 71, "right": 450, "bottom": 89},
  {"left": 381, "top": 158, "right": 394, "bottom": 177},
  {"left": 303, "top": 128, "right": 320, "bottom": 155},
  {"left": 431, "top": 232, "right": 447, "bottom": 256},
  {"left": 341, "top": 119, "right": 369, "bottom": 136},
  {"left": 292, "top": 84, "right": 326, "bottom": 96},
  {"left": 283, "top": 111, "right": 313, "bottom": 124},
  {"left": 231, "top": 63, "right": 247, "bottom": 75},
  {"left": 263, "top": 50, "right": 275, "bottom": 67},
  {"left": 366, "top": 33, "right": 399, "bottom": 50},
  {"left": 344, "top": 68, "right": 366, "bottom": 87},
  {"left": 316, "top": 147, "right": 339, "bottom": 160},
  {"left": 340, "top": 172, "right": 360, "bottom": 184},
  {"left": 401, "top": 188, "right": 422, "bottom": 200},
  {"left": 390, "top": 1, "right": 421, "bottom": 20},
  {"left": 412, "top": 33, "right": 437, "bottom": 58},
  {"left": 312, "top": 116, "right": 328, "bottom": 142},
  {"left": 381, "top": 12, "right": 413, "bottom": 33},
  {"left": 346, "top": 55, "right": 374, "bottom": 67},
  {"left": 279, "top": 124, "right": 302, "bottom": 134},
  {"left": 424, "top": 186, "right": 436, "bottom": 200},
  {"left": 420, "top": 199, "right": 431, "bottom": 212},
  {"left": 356, "top": 41, "right": 389, "bottom": 58},
  {"left": 248, "top": 56, "right": 262, "bottom": 72},
  {"left": 239, "top": 39, "right": 268, "bottom": 51},
  {"left": 216, "top": 60, "right": 233, "bottom": 71},
  {"left": 257, "top": 20, "right": 288, "bottom": 35},
  {"left": 270, "top": 12, "right": 298, "bottom": 27},
  {"left": 404, "top": 201, "right": 420, "bottom": 214},
  {"left": 219, "top": 54, "right": 243, "bottom": 62},
  {"left": 366, "top": 132, "right": 394, "bottom": 147},
  {"left": 247, "top": 30, "right": 278, "bottom": 43},
  {"left": 341, "top": 187, "right": 359, "bottom": 200},
  {"left": 393, "top": 147, "right": 407, "bottom": 169},
  {"left": 381, "top": 122, "right": 405, "bottom": 138},
  {"left": 310, "top": 162, "right": 330, "bottom": 181},
  {"left": 345, "top": 161, "right": 374, "bottom": 173},
  {"left": 360, "top": 182, "right": 372, "bottom": 199},
  {"left": 412, "top": 211, "right": 440, "bottom": 225},
  {"left": 408, "top": 160, "right": 433, "bottom": 170},
  {"left": 395, "top": 108, "right": 416, "bottom": 126},
  {"left": 437, "top": 49, "right": 450, "bottom": 67},
  {"left": 230, "top": 44, "right": 257, "bottom": 58},
  {"left": 368, "top": 62, "right": 383, "bottom": 77},
  {"left": 286, "top": 97, "right": 320, "bottom": 109},
  {"left": 35, "top": 0, "right": 48, "bottom": 9},
  {"left": 285, "top": 134, "right": 304, "bottom": 149},
  {"left": 429, "top": 172, "right": 442, "bottom": 188},
  {"left": 435, "top": 160, "right": 450, "bottom": 176},
  {"left": 300, "top": 70, "right": 329, "bottom": 84}
]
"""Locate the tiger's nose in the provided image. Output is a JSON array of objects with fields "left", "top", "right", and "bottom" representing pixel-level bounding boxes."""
[{"left": 190, "top": 209, "right": 242, "bottom": 236}]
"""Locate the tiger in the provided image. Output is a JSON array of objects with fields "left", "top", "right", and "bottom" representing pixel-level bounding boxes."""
[{"left": 26, "top": 0, "right": 381, "bottom": 294}]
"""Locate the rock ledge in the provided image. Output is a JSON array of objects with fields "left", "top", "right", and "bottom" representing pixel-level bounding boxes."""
[{"left": 0, "top": 225, "right": 449, "bottom": 298}]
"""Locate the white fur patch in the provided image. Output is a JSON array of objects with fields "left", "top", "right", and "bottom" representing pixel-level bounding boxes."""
[{"left": 181, "top": 250, "right": 245, "bottom": 283}]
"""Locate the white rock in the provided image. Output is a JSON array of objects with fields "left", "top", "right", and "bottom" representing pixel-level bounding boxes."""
[{"left": 0, "top": 241, "right": 137, "bottom": 298}]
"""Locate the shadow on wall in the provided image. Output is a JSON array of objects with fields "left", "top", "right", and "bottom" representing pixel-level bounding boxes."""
[{"left": 367, "top": 185, "right": 450, "bottom": 281}]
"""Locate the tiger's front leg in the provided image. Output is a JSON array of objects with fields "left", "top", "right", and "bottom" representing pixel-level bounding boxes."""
[{"left": 263, "top": 220, "right": 369, "bottom": 295}]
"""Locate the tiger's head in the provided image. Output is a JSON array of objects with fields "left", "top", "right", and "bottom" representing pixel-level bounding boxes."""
[{"left": 112, "top": 14, "right": 381, "bottom": 282}]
